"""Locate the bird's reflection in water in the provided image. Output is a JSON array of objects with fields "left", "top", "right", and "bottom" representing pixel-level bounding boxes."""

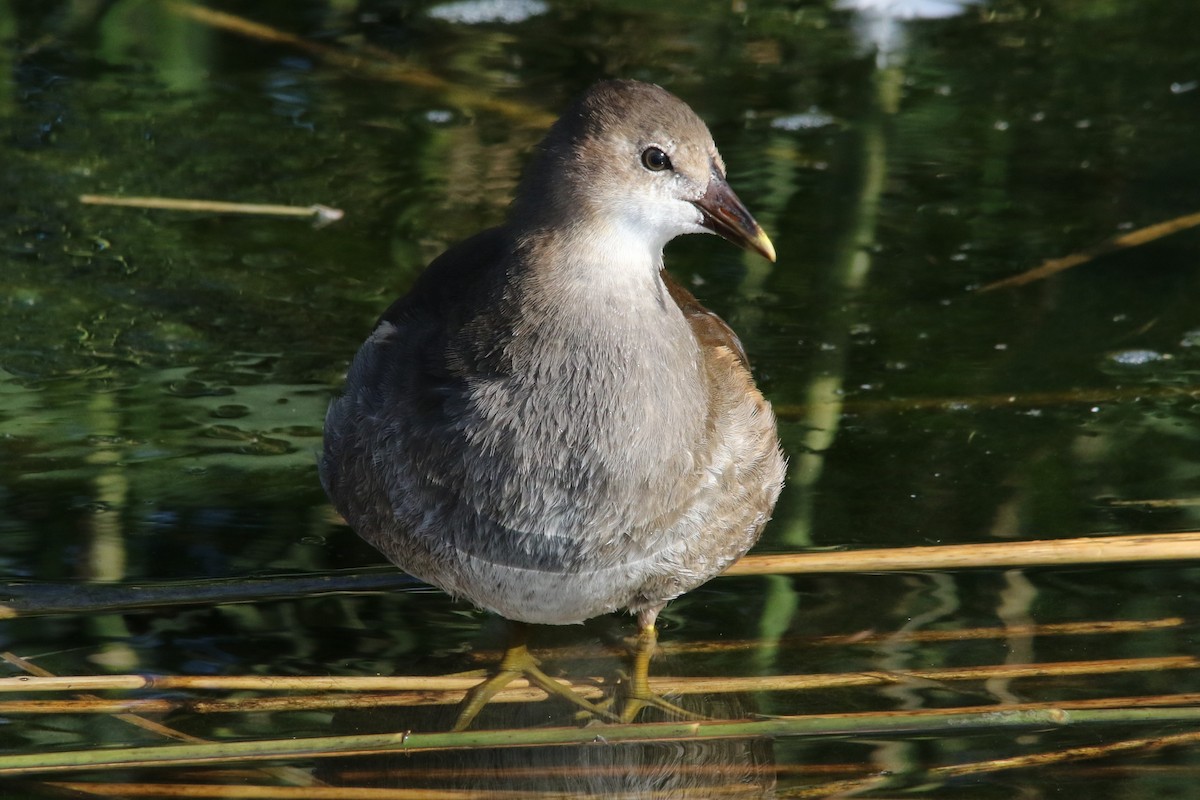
[{"left": 322, "top": 624, "right": 777, "bottom": 799}]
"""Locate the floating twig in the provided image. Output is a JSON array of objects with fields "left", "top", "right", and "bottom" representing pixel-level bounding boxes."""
[
  {"left": 0, "top": 656, "right": 1193, "bottom": 709},
  {"left": 5, "top": 532, "right": 1200, "bottom": 621},
  {"left": 0, "top": 654, "right": 319, "bottom": 788},
  {"left": 42, "top": 785, "right": 507, "bottom": 800},
  {"left": 493, "top": 617, "right": 1185, "bottom": 662},
  {"left": 9, "top": 706, "right": 1200, "bottom": 776},
  {"left": 0, "top": 652, "right": 201, "bottom": 743},
  {"left": 797, "top": 721, "right": 1200, "bottom": 796},
  {"left": 1105, "top": 497, "right": 1200, "bottom": 509},
  {"left": 79, "top": 195, "right": 344, "bottom": 226},
  {"left": 725, "top": 530, "right": 1200, "bottom": 576},
  {"left": 165, "top": 3, "right": 555, "bottom": 127},
  {"left": 981, "top": 210, "right": 1200, "bottom": 291}
]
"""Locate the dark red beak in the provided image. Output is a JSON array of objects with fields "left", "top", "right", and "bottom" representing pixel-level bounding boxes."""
[{"left": 692, "top": 173, "right": 776, "bottom": 262}]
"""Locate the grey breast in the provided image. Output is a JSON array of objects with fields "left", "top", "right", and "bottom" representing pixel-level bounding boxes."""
[{"left": 321, "top": 229, "right": 784, "bottom": 625}]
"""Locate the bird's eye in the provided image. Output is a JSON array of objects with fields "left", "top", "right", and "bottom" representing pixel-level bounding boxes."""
[{"left": 640, "top": 147, "right": 672, "bottom": 172}]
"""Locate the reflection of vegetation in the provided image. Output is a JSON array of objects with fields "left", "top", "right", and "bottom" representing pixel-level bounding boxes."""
[{"left": 2, "top": 0, "right": 1200, "bottom": 796}]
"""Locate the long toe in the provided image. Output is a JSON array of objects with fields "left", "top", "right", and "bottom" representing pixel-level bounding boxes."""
[
  {"left": 452, "top": 642, "right": 615, "bottom": 730},
  {"left": 620, "top": 688, "right": 706, "bottom": 724}
]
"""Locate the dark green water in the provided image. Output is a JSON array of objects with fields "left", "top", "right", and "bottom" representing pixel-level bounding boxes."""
[{"left": 3, "top": 0, "right": 1200, "bottom": 796}]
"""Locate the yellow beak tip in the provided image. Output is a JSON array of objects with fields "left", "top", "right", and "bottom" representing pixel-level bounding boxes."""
[{"left": 756, "top": 229, "right": 777, "bottom": 263}]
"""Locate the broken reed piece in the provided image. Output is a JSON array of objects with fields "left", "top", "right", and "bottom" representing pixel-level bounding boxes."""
[
  {"left": 725, "top": 530, "right": 1200, "bottom": 576},
  {"left": 79, "top": 195, "right": 344, "bottom": 227},
  {"left": 1, "top": 655, "right": 1193, "bottom": 704},
  {"left": 164, "top": 2, "right": 557, "bottom": 127},
  {"left": 981, "top": 209, "right": 1200, "bottom": 291},
  {"left": 9, "top": 705, "right": 1200, "bottom": 778}
]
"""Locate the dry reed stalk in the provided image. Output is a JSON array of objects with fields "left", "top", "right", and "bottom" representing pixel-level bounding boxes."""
[
  {"left": 791, "top": 726, "right": 1200, "bottom": 797},
  {"left": 9, "top": 707, "right": 1200, "bottom": 777},
  {"left": 1106, "top": 498, "right": 1200, "bottom": 508},
  {"left": 837, "top": 617, "right": 1183, "bottom": 642},
  {"left": 0, "top": 652, "right": 202, "bottom": 743},
  {"left": 1, "top": 657, "right": 1193, "bottom": 713},
  {"left": 165, "top": 3, "right": 555, "bottom": 127},
  {"left": 43, "top": 785, "right": 516, "bottom": 799},
  {"left": 1062, "top": 765, "right": 1200, "bottom": 777},
  {"left": 52, "top": 723, "right": 1200, "bottom": 798},
  {"left": 674, "top": 616, "right": 1183, "bottom": 651},
  {"left": 934, "top": 728, "right": 1200, "bottom": 778},
  {"left": 79, "top": 195, "right": 344, "bottom": 225},
  {"left": 0, "top": 653, "right": 320, "bottom": 789},
  {"left": 7, "top": 531, "right": 1198, "bottom": 621},
  {"left": 42, "top": 783, "right": 767, "bottom": 799},
  {"left": 477, "top": 617, "right": 1184, "bottom": 661},
  {"left": 0, "top": 698, "right": 178, "bottom": 716},
  {"left": 648, "top": 655, "right": 1199, "bottom": 695},
  {"left": 11, "top": 686, "right": 1200, "bottom": 720},
  {"left": 981, "top": 209, "right": 1200, "bottom": 291},
  {"left": 726, "top": 531, "right": 1200, "bottom": 575},
  {"left": 0, "top": 674, "right": 495, "bottom": 693}
]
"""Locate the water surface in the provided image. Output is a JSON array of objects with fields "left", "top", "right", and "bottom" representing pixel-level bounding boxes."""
[{"left": 2, "top": 1, "right": 1200, "bottom": 797}]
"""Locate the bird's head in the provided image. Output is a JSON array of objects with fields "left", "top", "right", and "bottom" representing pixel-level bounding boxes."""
[{"left": 512, "top": 80, "right": 776, "bottom": 265}]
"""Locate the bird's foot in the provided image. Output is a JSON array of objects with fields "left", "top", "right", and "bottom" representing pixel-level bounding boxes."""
[
  {"left": 614, "top": 624, "right": 706, "bottom": 723},
  {"left": 453, "top": 641, "right": 616, "bottom": 731},
  {"left": 617, "top": 683, "right": 703, "bottom": 723}
]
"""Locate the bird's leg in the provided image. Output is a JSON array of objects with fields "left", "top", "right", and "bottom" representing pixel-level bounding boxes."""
[
  {"left": 618, "top": 607, "right": 705, "bottom": 723},
  {"left": 453, "top": 621, "right": 617, "bottom": 731}
]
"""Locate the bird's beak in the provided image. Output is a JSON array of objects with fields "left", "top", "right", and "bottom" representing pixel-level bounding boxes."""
[{"left": 693, "top": 174, "right": 777, "bottom": 263}]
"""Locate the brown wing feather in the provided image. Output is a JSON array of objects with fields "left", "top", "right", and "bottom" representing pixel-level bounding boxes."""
[{"left": 661, "top": 270, "right": 750, "bottom": 369}]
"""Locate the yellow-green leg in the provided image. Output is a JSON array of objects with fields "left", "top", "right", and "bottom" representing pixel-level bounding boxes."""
[
  {"left": 453, "top": 622, "right": 617, "bottom": 731},
  {"left": 619, "top": 609, "right": 704, "bottom": 723}
]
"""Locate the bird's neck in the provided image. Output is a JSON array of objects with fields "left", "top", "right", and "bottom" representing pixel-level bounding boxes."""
[
  {"left": 516, "top": 218, "right": 668, "bottom": 301},
  {"left": 506, "top": 217, "right": 707, "bottom": 417}
]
